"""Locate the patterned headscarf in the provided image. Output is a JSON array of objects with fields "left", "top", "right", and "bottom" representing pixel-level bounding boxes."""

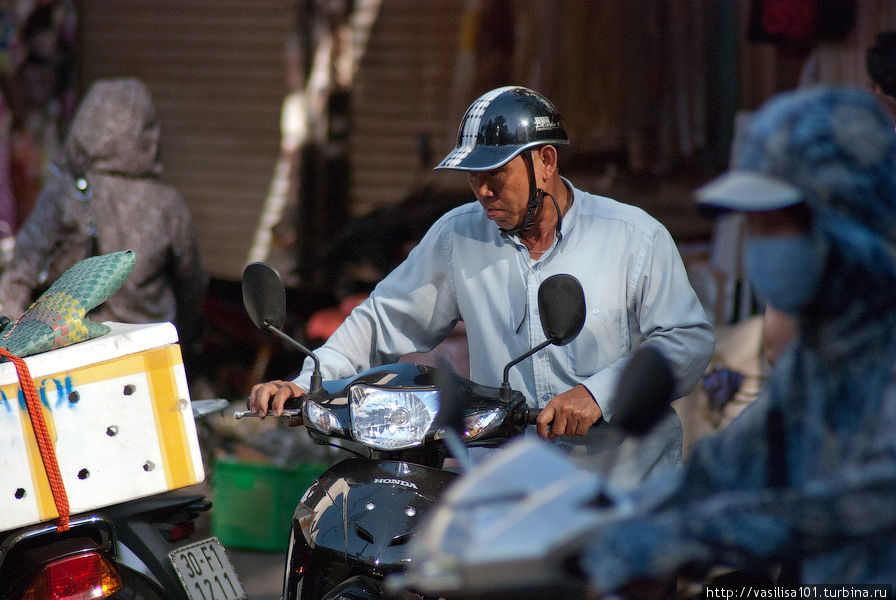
[{"left": 733, "top": 87, "right": 896, "bottom": 347}]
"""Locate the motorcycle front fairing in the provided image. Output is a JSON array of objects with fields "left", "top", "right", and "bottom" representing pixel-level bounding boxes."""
[
  {"left": 300, "top": 362, "right": 530, "bottom": 454},
  {"left": 284, "top": 458, "right": 457, "bottom": 600},
  {"left": 395, "top": 437, "right": 636, "bottom": 599},
  {"left": 283, "top": 362, "right": 529, "bottom": 600}
]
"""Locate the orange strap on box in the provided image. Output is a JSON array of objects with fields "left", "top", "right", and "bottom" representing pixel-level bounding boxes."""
[{"left": 0, "top": 347, "right": 70, "bottom": 531}]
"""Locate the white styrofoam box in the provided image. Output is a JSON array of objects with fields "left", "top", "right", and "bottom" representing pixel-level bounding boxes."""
[{"left": 0, "top": 322, "right": 205, "bottom": 532}]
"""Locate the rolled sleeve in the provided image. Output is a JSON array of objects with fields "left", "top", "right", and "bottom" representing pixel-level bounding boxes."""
[{"left": 295, "top": 217, "right": 459, "bottom": 388}]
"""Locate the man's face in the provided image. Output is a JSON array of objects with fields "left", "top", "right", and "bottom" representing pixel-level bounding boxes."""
[
  {"left": 745, "top": 203, "right": 811, "bottom": 237},
  {"left": 467, "top": 154, "right": 531, "bottom": 230}
]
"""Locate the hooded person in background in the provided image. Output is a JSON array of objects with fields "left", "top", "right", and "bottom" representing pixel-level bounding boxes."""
[
  {"left": 0, "top": 78, "right": 206, "bottom": 353},
  {"left": 581, "top": 86, "right": 896, "bottom": 591}
]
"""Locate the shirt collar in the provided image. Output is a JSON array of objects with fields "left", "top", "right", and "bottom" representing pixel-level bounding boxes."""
[
  {"left": 499, "top": 177, "right": 579, "bottom": 248},
  {"left": 558, "top": 176, "right": 579, "bottom": 241}
]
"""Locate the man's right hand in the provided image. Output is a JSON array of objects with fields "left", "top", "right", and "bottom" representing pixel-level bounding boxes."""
[{"left": 248, "top": 379, "right": 307, "bottom": 419}]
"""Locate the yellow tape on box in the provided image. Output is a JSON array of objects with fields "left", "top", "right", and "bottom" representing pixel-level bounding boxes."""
[{"left": 0, "top": 322, "right": 205, "bottom": 532}]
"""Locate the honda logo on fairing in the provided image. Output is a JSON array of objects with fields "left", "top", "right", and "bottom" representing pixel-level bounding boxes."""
[{"left": 373, "top": 478, "right": 418, "bottom": 489}]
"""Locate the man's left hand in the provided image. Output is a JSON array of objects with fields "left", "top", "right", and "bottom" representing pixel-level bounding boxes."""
[{"left": 536, "top": 384, "right": 602, "bottom": 439}]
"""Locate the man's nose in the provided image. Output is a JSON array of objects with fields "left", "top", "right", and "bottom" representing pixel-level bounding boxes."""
[{"left": 469, "top": 173, "right": 493, "bottom": 197}]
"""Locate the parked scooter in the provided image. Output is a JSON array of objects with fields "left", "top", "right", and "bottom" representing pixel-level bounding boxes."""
[
  {"left": 235, "top": 262, "right": 589, "bottom": 600},
  {"left": 0, "top": 249, "right": 247, "bottom": 600},
  {"left": 0, "top": 396, "right": 247, "bottom": 600}
]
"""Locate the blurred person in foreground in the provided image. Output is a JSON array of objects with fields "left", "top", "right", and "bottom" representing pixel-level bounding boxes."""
[
  {"left": 251, "top": 86, "right": 714, "bottom": 488},
  {"left": 581, "top": 86, "right": 896, "bottom": 591},
  {"left": 760, "top": 31, "right": 896, "bottom": 368},
  {"left": 762, "top": 304, "right": 797, "bottom": 367},
  {"left": 0, "top": 78, "right": 206, "bottom": 353}
]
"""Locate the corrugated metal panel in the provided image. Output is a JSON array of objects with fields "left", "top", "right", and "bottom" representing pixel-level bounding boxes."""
[
  {"left": 349, "top": 0, "right": 467, "bottom": 216},
  {"left": 77, "top": 1, "right": 294, "bottom": 280}
]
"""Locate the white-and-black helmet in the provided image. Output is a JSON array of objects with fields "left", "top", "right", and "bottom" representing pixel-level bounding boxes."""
[{"left": 435, "top": 86, "right": 569, "bottom": 172}]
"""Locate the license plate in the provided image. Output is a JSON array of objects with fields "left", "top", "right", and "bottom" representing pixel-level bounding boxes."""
[{"left": 168, "top": 537, "right": 248, "bottom": 600}]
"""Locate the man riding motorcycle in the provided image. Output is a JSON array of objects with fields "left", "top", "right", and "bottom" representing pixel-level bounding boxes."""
[{"left": 249, "top": 85, "right": 714, "bottom": 489}]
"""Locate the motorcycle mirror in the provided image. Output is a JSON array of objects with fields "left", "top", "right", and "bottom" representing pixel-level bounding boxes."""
[
  {"left": 241, "top": 262, "right": 322, "bottom": 393},
  {"left": 500, "top": 274, "right": 586, "bottom": 402},
  {"left": 610, "top": 345, "right": 675, "bottom": 436},
  {"left": 537, "top": 274, "right": 585, "bottom": 346},
  {"left": 433, "top": 357, "right": 475, "bottom": 472},
  {"left": 242, "top": 262, "right": 286, "bottom": 331}
]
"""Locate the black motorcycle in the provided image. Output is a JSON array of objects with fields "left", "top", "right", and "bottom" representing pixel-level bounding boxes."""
[{"left": 236, "top": 262, "right": 588, "bottom": 600}]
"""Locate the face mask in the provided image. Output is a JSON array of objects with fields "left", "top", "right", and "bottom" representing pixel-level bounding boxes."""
[{"left": 744, "top": 234, "right": 828, "bottom": 314}]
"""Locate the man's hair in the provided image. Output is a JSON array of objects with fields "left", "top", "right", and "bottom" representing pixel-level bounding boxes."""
[{"left": 866, "top": 31, "right": 896, "bottom": 97}]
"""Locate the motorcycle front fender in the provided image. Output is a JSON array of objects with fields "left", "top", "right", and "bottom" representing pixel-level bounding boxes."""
[
  {"left": 284, "top": 457, "right": 456, "bottom": 600},
  {"left": 320, "top": 574, "right": 421, "bottom": 600}
]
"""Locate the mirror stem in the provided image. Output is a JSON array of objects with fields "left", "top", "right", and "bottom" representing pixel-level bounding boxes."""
[
  {"left": 500, "top": 339, "right": 552, "bottom": 402},
  {"left": 264, "top": 323, "right": 323, "bottom": 393}
]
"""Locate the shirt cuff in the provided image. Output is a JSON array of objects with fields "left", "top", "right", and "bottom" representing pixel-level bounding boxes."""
[
  {"left": 293, "top": 372, "right": 312, "bottom": 393},
  {"left": 582, "top": 367, "right": 624, "bottom": 422}
]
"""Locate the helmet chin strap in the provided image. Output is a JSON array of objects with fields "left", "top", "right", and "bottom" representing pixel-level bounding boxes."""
[{"left": 500, "top": 150, "right": 563, "bottom": 241}]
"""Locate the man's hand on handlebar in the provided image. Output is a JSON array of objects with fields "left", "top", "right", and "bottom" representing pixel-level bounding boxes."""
[
  {"left": 249, "top": 380, "right": 307, "bottom": 420},
  {"left": 536, "top": 384, "right": 602, "bottom": 439}
]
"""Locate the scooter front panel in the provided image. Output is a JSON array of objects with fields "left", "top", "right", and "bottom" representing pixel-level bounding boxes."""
[{"left": 296, "top": 458, "right": 456, "bottom": 572}]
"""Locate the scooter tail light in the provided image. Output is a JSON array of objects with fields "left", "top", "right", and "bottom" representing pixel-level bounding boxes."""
[
  {"left": 20, "top": 551, "right": 123, "bottom": 600},
  {"left": 165, "top": 519, "right": 196, "bottom": 543}
]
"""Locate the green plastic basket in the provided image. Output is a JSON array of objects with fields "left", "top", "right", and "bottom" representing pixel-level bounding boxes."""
[{"left": 211, "top": 458, "right": 328, "bottom": 552}]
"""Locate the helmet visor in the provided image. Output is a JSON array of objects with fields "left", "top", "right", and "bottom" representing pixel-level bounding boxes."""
[{"left": 435, "top": 142, "right": 538, "bottom": 171}]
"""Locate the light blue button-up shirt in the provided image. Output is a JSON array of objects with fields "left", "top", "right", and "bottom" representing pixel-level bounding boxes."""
[{"left": 296, "top": 180, "right": 714, "bottom": 485}]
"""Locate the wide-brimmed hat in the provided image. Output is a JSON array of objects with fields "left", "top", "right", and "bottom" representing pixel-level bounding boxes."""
[{"left": 696, "top": 86, "right": 896, "bottom": 217}]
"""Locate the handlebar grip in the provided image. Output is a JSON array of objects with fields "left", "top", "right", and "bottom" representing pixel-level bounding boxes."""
[
  {"left": 525, "top": 407, "right": 541, "bottom": 425},
  {"left": 244, "top": 393, "right": 304, "bottom": 412},
  {"left": 524, "top": 406, "right": 604, "bottom": 429}
]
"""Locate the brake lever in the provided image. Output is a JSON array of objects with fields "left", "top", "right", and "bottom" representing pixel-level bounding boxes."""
[{"left": 233, "top": 408, "right": 303, "bottom": 419}]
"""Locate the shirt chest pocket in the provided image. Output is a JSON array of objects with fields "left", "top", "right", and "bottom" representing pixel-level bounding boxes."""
[{"left": 562, "top": 306, "right": 627, "bottom": 378}]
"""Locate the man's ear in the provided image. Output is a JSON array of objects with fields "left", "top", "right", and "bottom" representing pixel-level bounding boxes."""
[{"left": 536, "top": 145, "right": 559, "bottom": 182}]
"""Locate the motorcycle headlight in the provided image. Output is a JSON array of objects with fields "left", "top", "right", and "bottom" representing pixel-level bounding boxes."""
[{"left": 349, "top": 385, "right": 440, "bottom": 450}]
